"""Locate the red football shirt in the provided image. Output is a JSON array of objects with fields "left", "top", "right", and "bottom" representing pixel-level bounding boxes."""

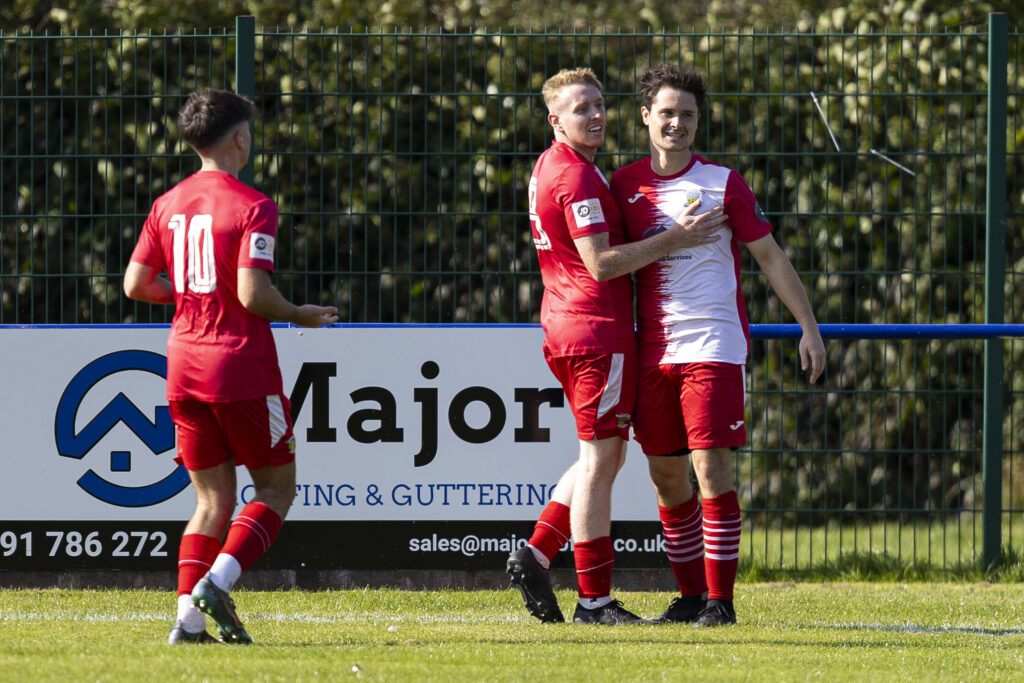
[
  {"left": 611, "top": 154, "right": 773, "bottom": 367},
  {"left": 130, "top": 171, "right": 284, "bottom": 402},
  {"left": 529, "top": 141, "right": 634, "bottom": 357}
]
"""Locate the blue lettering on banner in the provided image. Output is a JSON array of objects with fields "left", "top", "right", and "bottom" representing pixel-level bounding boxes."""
[
  {"left": 54, "top": 350, "right": 189, "bottom": 507},
  {"left": 238, "top": 482, "right": 557, "bottom": 508},
  {"left": 390, "top": 483, "right": 553, "bottom": 506}
]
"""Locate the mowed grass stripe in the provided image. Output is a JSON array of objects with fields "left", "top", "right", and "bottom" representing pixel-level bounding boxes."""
[
  {"left": 3, "top": 610, "right": 1024, "bottom": 636},
  {"left": 1, "top": 585, "right": 1022, "bottom": 682}
]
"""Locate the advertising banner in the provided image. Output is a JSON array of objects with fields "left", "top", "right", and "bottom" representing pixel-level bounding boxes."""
[{"left": 0, "top": 325, "right": 667, "bottom": 571}]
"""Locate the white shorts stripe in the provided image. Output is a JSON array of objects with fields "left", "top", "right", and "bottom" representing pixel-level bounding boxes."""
[
  {"left": 596, "top": 353, "right": 624, "bottom": 419},
  {"left": 267, "top": 394, "right": 287, "bottom": 447}
]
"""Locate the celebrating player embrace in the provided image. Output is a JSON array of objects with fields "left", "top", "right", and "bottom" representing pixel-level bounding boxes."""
[{"left": 611, "top": 64, "right": 826, "bottom": 626}]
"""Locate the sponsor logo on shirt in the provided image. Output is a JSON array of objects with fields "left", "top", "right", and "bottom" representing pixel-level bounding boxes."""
[
  {"left": 570, "top": 198, "right": 604, "bottom": 228},
  {"left": 642, "top": 225, "right": 667, "bottom": 239},
  {"left": 627, "top": 192, "right": 644, "bottom": 204},
  {"left": 729, "top": 420, "right": 745, "bottom": 430},
  {"left": 249, "top": 232, "right": 275, "bottom": 261}
]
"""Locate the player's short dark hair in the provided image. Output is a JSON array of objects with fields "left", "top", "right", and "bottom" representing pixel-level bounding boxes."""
[
  {"left": 177, "top": 88, "right": 255, "bottom": 150},
  {"left": 638, "top": 64, "right": 706, "bottom": 114}
]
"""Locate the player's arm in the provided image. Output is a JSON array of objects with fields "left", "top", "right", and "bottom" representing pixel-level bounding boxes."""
[
  {"left": 575, "top": 199, "right": 727, "bottom": 282},
  {"left": 237, "top": 267, "right": 339, "bottom": 328},
  {"left": 123, "top": 261, "right": 174, "bottom": 304},
  {"left": 747, "top": 234, "right": 826, "bottom": 383}
]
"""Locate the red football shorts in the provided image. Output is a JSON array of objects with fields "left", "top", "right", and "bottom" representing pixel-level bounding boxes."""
[
  {"left": 543, "top": 344, "right": 637, "bottom": 441},
  {"left": 169, "top": 394, "right": 296, "bottom": 471},
  {"left": 633, "top": 362, "right": 746, "bottom": 456}
]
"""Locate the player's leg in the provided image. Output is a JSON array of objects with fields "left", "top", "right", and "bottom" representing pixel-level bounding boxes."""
[
  {"left": 204, "top": 460, "right": 294, "bottom": 596},
  {"left": 570, "top": 436, "right": 645, "bottom": 624},
  {"left": 191, "top": 466, "right": 291, "bottom": 645},
  {"left": 635, "top": 364, "right": 707, "bottom": 622},
  {"left": 691, "top": 448, "right": 740, "bottom": 626},
  {"left": 167, "top": 399, "right": 235, "bottom": 645},
  {"left": 648, "top": 455, "right": 709, "bottom": 622},
  {"left": 192, "top": 393, "right": 296, "bottom": 644},
  {"left": 682, "top": 362, "right": 746, "bottom": 627},
  {"left": 507, "top": 462, "right": 574, "bottom": 623}
]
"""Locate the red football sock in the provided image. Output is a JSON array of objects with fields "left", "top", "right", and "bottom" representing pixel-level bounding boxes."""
[
  {"left": 528, "top": 501, "right": 571, "bottom": 562},
  {"left": 220, "top": 502, "right": 283, "bottom": 572},
  {"left": 702, "top": 490, "right": 742, "bottom": 601},
  {"left": 177, "top": 533, "right": 221, "bottom": 596},
  {"left": 659, "top": 491, "right": 707, "bottom": 596},
  {"left": 574, "top": 536, "right": 614, "bottom": 599}
]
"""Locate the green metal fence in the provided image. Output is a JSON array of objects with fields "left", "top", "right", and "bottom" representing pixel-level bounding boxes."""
[{"left": 2, "top": 17, "right": 1022, "bottom": 573}]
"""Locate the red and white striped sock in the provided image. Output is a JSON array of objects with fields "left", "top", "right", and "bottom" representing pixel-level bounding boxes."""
[
  {"left": 528, "top": 501, "right": 571, "bottom": 568},
  {"left": 210, "top": 502, "right": 283, "bottom": 591},
  {"left": 573, "top": 536, "right": 614, "bottom": 599},
  {"left": 702, "top": 490, "right": 742, "bottom": 601},
  {"left": 177, "top": 533, "right": 220, "bottom": 597},
  {"left": 177, "top": 533, "right": 220, "bottom": 629},
  {"left": 659, "top": 492, "right": 707, "bottom": 596}
]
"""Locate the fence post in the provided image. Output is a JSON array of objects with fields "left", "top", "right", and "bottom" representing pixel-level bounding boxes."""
[
  {"left": 235, "top": 15, "right": 256, "bottom": 187},
  {"left": 982, "top": 12, "right": 1008, "bottom": 570}
]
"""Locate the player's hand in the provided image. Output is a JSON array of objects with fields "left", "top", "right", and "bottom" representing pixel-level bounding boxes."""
[
  {"left": 799, "top": 328, "right": 826, "bottom": 383},
  {"left": 667, "top": 199, "right": 727, "bottom": 248},
  {"left": 293, "top": 304, "right": 340, "bottom": 328}
]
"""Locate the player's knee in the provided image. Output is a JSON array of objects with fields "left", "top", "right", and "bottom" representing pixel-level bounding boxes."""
[{"left": 192, "top": 497, "right": 234, "bottom": 531}]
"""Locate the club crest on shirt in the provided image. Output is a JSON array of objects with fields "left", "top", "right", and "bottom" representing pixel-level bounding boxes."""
[
  {"left": 616, "top": 412, "right": 632, "bottom": 428},
  {"left": 249, "top": 232, "right": 275, "bottom": 261},
  {"left": 685, "top": 190, "right": 702, "bottom": 205},
  {"left": 570, "top": 198, "right": 604, "bottom": 228}
]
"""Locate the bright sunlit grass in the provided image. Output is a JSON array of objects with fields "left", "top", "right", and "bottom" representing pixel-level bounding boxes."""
[{"left": 1, "top": 584, "right": 1023, "bottom": 681}]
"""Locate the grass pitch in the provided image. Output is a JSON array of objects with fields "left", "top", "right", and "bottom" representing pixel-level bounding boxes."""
[{"left": 1, "top": 584, "right": 1023, "bottom": 681}]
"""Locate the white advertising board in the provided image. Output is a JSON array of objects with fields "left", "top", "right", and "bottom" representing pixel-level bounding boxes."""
[{"left": 1, "top": 325, "right": 658, "bottom": 522}]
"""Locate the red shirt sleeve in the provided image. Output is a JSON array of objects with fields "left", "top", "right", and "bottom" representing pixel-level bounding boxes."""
[
  {"left": 237, "top": 197, "right": 278, "bottom": 273},
  {"left": 556, "top": 163, "right": 612, "bottom": 240},
  {"left": 130, "top": 212, "right": 167, "bottom": 270},
  {"left": 725, "top": 169, "right": 773, "bottom": 243}
]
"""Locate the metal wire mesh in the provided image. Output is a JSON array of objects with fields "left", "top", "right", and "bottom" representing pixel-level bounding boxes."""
[{"left": 1, "top": 25, "right": 1021, "bottom": 571}]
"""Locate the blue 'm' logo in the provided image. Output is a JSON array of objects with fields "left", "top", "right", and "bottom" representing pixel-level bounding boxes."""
[{"left": 54, "top": 350, "right": 189, "bottom": 507}]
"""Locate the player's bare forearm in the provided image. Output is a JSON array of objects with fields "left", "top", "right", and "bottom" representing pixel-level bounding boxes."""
[
  {"left": 575, "top": 205, "right": 725, "bottom": 282},
  {"left": 238, "top": 267, "right": 338, "bottom": 327},
  {"left": 769, "top": 267, "right": 826, "bottom": 382},
  {"left": 750, "top": 236, "right": 826, "bottom": 382},
  {"left": 123, "top": 262, "right": 174, "bottom": 304}
]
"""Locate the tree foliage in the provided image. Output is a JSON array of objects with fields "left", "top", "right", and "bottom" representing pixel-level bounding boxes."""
[{"left": 2, "top": 0, "right": 1021, "bottom": 522}]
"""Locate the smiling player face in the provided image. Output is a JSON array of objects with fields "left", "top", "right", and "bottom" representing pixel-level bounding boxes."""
[
  {"left": 642, "top": 86, "right": 700, "bottom": 161},
  {"left": 548, "top": 83, "right": 606, "bottom": 161}
]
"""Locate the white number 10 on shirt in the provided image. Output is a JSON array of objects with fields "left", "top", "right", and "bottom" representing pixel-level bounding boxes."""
[{"left": 168, "top": 213, "right": 217, "bottom": 294}]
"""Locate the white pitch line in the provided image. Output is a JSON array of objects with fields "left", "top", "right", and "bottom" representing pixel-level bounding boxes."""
[
  {"left": 870, "top": 148, "right": 916, "bottom": 176},
  {"left": 810, "top": 91, "right": 841, "bottom": 152},
  {"left": 0, "top": 611, "right": 524, "bottom": 625},
  {"left": 803, "top": 620, "right": 1024, "bottom": 637},
  {"left": 5, "top": 611, "right": 1023, "bottom": 635}
]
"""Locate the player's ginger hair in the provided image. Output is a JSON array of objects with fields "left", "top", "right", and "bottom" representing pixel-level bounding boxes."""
[{"left": 541, "top": 67, "right": 603, "bottom": 110}]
